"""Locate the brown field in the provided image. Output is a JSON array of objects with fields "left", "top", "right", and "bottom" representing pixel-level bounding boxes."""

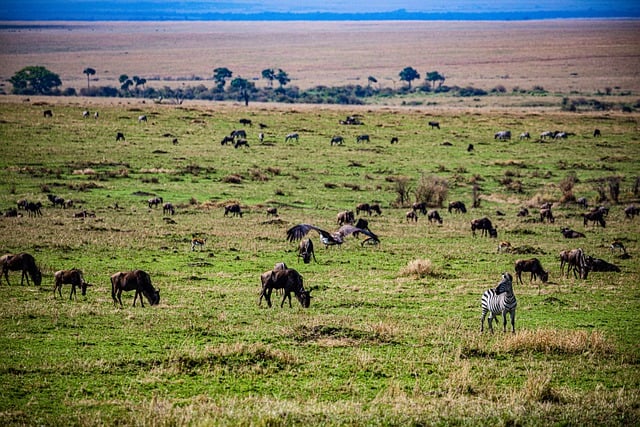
[{"left": 1, "top": 19, "right": 639, "bottom": 99}]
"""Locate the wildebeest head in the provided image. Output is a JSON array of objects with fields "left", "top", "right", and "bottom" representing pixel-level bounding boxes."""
[
  {"left": 297, "top": 289, "right": 312, "bottom": 308},
  {"left": 80, "top": 280, "right": 93, "bottom": 296}
]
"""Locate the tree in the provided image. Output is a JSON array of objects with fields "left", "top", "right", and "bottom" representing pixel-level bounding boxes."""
[
  {"left": 399, "top": 66, "right": 420, "bottom": 89},
  {"left": 83, "top": 67, "right": 96, "bottom": 90},
  {"left": 425, "top": 71, "right": 445, "bottom": 90},
  {"left": 261, "top": 68, "right": 276, "bottom": 87},
  {"left": 119, "top": 74, "right": 133, "bottom": 92},
  {"left": 230, "top": 77, "right": 255, "bottom": 106},
  {"left": 275, "top": 69, "right": 290, "bottom": 88},
  {"left": 9, "top": 66, "right": 62, "bottom": 95},
  {"left": 133, "top": 75, "right": 147, "bottom": 91},
  {"left": 213, "top": 67, "right": 232, "bottom": 90}
]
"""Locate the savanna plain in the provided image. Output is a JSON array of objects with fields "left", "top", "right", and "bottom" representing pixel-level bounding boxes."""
[{"left": 0, "top": 20, "right": 639, "bottom": 426}]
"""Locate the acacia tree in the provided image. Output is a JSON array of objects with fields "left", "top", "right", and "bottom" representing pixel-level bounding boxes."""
[
  {"left": 275, "top": 69, "right": 290, "bottom": 88},
  {"left": 261, "top": 68, "right": 275, "bottom": 87},
  {"left": 213, "top": 67, "right": 232, "bottom": 90},
  {"left": 9, "top": 66, "right": 62, "bottom": 95},
  {"left": 119, "top": 74, "right": 133, "bottom": 92},
  {"left": 425, "top": 71, "right": 445, "bottom": 90},
  {"left": 230, "top": 77, "right": 255, "bottom": 106},
  {"left": 83, "top": 67, "right": 96, "bottom": 90},
  {"left": 399, "top": 66, "right": 420, "bottom": 89}
]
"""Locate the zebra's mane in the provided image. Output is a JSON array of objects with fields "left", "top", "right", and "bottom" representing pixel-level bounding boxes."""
[{"left": 495, "top": 272, "right": 513, "bottom": 294}]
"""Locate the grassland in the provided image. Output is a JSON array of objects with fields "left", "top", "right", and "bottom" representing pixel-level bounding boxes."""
[{"left": 0, "top": 96, "right": 639, "bottom": 425}]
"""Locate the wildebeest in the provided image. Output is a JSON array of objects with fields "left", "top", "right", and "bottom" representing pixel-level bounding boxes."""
[
  {"left": 356, "top": 203, "right": 371, "bottom": 216},
  {"left": 471, "top": 217, "right": 494, "bottom": 237},
  {"left": 162, "top": 202, "right": 175, "bottom": 215},
  {"left": 610, "top": 240, "right": 626, "bottom": 254},
  {"left": 554, "top": 131, "right": 568, "bottom": 139},
  {"left": 624, "top": 205, "right": 639, "bottom": 219},
  {"left": 2, "top": 252, "right": 42, "bottom": 286},
  {"left": 540, "top": 208, "right": 555, "bottom": 223},
  {"left": 287, "top": 222, "right": 379, "bottom": 247},
  {"left": 494, "top": 130, "right": 511, "bottom": 140},
  {"left": 514, "top": 258, "right": 549, "bottom": 285},
  {"left": 583, "top": 209, "right": 606, "bottom": 227},
  {"left": 519, "top": 132, "right": 531, "bottom": 140},
  {"left": 517, "top": 207, "right": 529, "bottom": 217},
  {"left": 191, "top": 237, "right": 206, "bottom": 251},
  {"left": 26, "top": 201, "right": 43, "bottom": 217},
  {"left": 234, "top": 139, "right": 249, "bottom": 149},
  {"left": 588, "top": 257, "right": 620, "bottom": 273},
  {"left": 116, "top": 132, "right": 125, "bottom": 142},
  {"left": 540, "top": 131, "right": 555, "bottom": 139},
  {"left": 53, "top": 269, "right": 92, "bottom": 300},
  {"left": 412, "top": 202, "right": 427, "bottom": 215},
  {"left": 330, "top": 136, "right": 344, "bottom": 145},
  {"left": 266, "top": 207, "right": 278, "bottom": 218},
  {"left": 561, "top": 227, "right": 585, "bottom": 239},
  {"left": 285, "top": 133, "right": 299, "bottom": 142},
  {"left": 259, "top": 268, "right": 311, "bottom": 308},
  {"left": 258, "top": 132, "right": 264, "bottom": 143},
  {"left": 406, "top": 211, "right": 418, "bottom": 222},
  {"left": 337, "top": 210, "right": 354, "bottom": 225},
  {"left": 83, "top": 110, "right": 90, "bottom": 118},
  {"left": 467, "top": 143, "right": 474, "bottom": 152},
  {"left": 138, "top": 115, "right": 147, "bottom": 123},
  {"left": 47, "top": 194, "right": 65, "bottom": 208},
  {"left": 427, "top": 210, "right": 443, "bottom": 224},
  {"left": 111, "top": 270, "right": 160, "bottom": 307},
  {"left": 448, "top": 201, "right": 467, "bottom": 214},
  {"left": 497, "top": 241, "right": 512, "bottom": 254},
  {"left": 428, "top": 121, "right": 440, "bottom": 129},
  {"left": 593, "top": 128, "right": 601, "bottom": 137},
  {"left": 148, "top": 197, "right": 163, "bottom": 208},
  {"left": 390, "top": 136, "right": 399, "bottom": 144},
  {"left": 298, "top": 239, "right": 317, "bottom": 264},
  {"left": 239, "top": 118, "right": 252, "bottom": 126},
  {"left": 562, "top": 248, "right": 590, "bottom": 279},
  {"left": 356, "top": 134, "right": 370, "bottom": 143},
  {"left": 220, "top": 135, "right": 234, "bottom": 145},
  {"left": 230, "top": 129, "right": 247, "bottom": 139},
  {"left": 224, "top": 203, "right": 243, "bottom": 218},
  {"left": 43, "top": 109, "right": 53, "bottom": 117},
  {"left": 576, "top": 197, "right": 588, "bottom": 209}
]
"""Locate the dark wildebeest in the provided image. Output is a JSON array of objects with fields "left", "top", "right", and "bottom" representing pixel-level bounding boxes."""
[
  {"left": 588, "top": 257, "right": 620, "bottom": 273},
  {"left": 337, "top": 210, "right": 355, "bottom": 225},
  {"left": 266, "top": 207, "right": 278, "bottom": 218},
  {"left": 369, "top": 203, "right": 382, "bottom": 216},
  {"left": 53, "top": 269, "right": 92, "bottom": 300},
  {"left": 593, "top": 128, "right": 601, "bottom": 137},
  {"left": 519, "top": 132, "right": 531, "bottom": 140},
  {"left": 540, "top": 208, "right": 555, "bottom": 223},
  {"left": 234, "top": 139, "right": 249, "bottom": 149},
  {"left": 43, "top": 109, "right": 53, "bottom": 117},
  {"left": 138, "top": 115, "right": 147, "bottom": 123},
  {"left": 428, "top": 121, "right": 440, "bottom": 129},
  {"left": 162, "top": 202, "right": 175, "bottom": 215},
  {"left": 494, "top": 130, "right": 511, "bottom": 140},
  {"left": 116, "top": 132, "right": 125, "bottom": 142},
  {"left": 2, "top": 252, "right": 42, "bottom": 286},
  {"left": 448, "top": 201, "right": 467, "bottom": 214},
  {"left": 231, "top": 129, "right": 247, "bottom": 139},
  {"left": 610, "top": 240, "right": 626, "bottom": 254},
  {"left": 576, "top": 197, "right": 588, "bottom": 209},
  {"left": 561, "top": 227, "right": 585, "bottom": 239},
  {"left": 583, "top": 209, "right": 606, "bottom": 227},
  {"left": 331, "top": 136, "right": 344, "bottom": 145},
  {"left": 224, "top": 203, "right": 243, "bottom": 217},
  {"left": 624, "top": 205, "right": 639, "bottom": 219},
  {"left": 298, "top": 239, "right": 317, "bottom": 264},
  {"left": 517, "top": 207, "right": 529, "bottom": 217},
  {"left": 514, "top": 258, "right": 549, "bottom": 285},
  {"left": 390, "top": 136, "right": 399, "bottom": 144},
  {"left": 406, "top": 211, "right": 418, "bottom": 222},
  {"left": 467, "top": 144, "right": 474, "bottom": 152},
  {"left": 563, "top": 248, "right": 590, "bottom": 279},
  {"left": 427, "top": 210, "right": 443, "bottom": 224},
  {"left": 47, "top": 194, "right": 65, "bottom": 207},
  {"left": 285, "top": 133, "right": 299, "bottom": 142},
  {"left": 220, "top": 135, "right": 234, "bottom": 145},
  {"left": 259, "top": 268, "right": 311, "bottom": 308},
  {"left": 239, "top": 118, "right": 252, "bottom": 127},
  {"left": 471, "top": 217, "right": 494, "bottom": 237},
  {"left": 356, "top": 203, "right": 371, "bottom": 216},
  {"left": 111, "top": 270, "right": 160, "bottom": 307},
  {"left": 26, "top": 201, "right": 42, "bottom": 217},
  {"left": 356, "top": 134, "right": 370, "bottom": 143},
  {"left": 412, "top": 202, "right": 427, "bottom": 215},
  {"left": 148, "top": 197, "right": 163, "bottom": 208}
]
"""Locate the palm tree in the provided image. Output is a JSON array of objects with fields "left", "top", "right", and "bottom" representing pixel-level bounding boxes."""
[{"left": 83, "top": 67, "right": 96, "bottom": 90}]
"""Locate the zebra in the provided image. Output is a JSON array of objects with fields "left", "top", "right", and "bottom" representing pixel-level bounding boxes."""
[{"left": 481, "top": 272, "right": 517, "bottom": 333}]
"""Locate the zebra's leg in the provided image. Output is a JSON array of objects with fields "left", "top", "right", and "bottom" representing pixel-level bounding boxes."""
[
  {"left": 510, "top": 310, "right": 516, "bottom": 333},
  {"left": 487, "top": 313, "right": 495, "bottom": 334},
  {"left": 480, "top": 309, "right": 487, "bottom": 332}
]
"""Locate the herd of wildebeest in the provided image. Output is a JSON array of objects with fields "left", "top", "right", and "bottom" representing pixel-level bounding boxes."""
[{"left": 2, "top": 109, "right": 638, "bottom": 333}]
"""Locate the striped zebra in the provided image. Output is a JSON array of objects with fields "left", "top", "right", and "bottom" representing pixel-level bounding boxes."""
[{"left": 481, "top": 272, "right": 517, "bottom": 333}]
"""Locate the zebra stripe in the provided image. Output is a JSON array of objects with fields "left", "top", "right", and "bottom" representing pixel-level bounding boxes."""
[{"left": 481, "top": 272, "right": 517, "bottom": 333}]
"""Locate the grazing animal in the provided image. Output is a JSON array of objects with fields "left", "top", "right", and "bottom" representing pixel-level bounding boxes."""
[
  {"left": 624, "top": 205, "right": 639, "bottom": 219},
  {"left": 82, "top": 110, "right": 90, "bottom": 118},
  {"left": 2, "top": 252, "right": 42, "bottom": 286},
  {"left": 172, "top": 138, "right": 178, "bottom": 145},
  {"left": 583, "top": 209, "right": 606, "bottom": 227},
  {"left": 239, "top": 118, "right": 252, "bottom": 126},
  {"left": 514, "top": 258, "right": 549, "bottom": 285},
  {"left": 356, "top": 203, "right": 371, "bottom": 216},
  {"left": 564, "top": 248, "right": 590, "bottom": 279},
  {"left": 494, "top": 130, "right": 511, "bottom": 140},
  {"left": 259, "top": 123, "right": 268, "bottom": 129},
  {"left": 162, "top": 203, "right": 175, "bottom": 215},
  {"left": 43, "top": 109, "right": 53, "bottom": 117},
  {"left": 266, "top": 207, "right": 278, "bottom": 218},
  {"left": 593, "top": 129, "right": 601, "bottom": 137},
  {"left": 259, "top": 268, "right": 311, "bottom": 308},
  {"left": 369, "top": 203, "right": 382, "bottom": 216},
  {"left": 47, "top": 194, "right": 65, "bottom": 207},
  {"left": 610, "top": 240, "right": 626, "bottom": 254},
  {"left": 406, "top": 210, "right": 418, "bottom": 222},
  {"left": 448, "top": 201, "right": 467, "bottom": 214},
  {"left": 540, "top": 131, "right": 555, "bottom": 139},
  {"left": 554, "top": 131, "right": 568, "bottom": 139},
  {"left": 517, "top": 207, "right": 529, "bottom": 217},
  {"left": 337, "top": 210, "right": 355, "bottom": 225},
  {"left": 298, "top": 239, "right": 317, "bottom": 264},
  {"left": 471, "top": 217, "right": 494, "bottom": 237},
  {"left": 4, "top": 208, "right": 19, "bottom": 217},
  {"left": 26, "top": 201, "right": 42, "bottom": 217},
  {"left": 519, "top": 132, "right": 530, "bottom": 140},
  {"left": 428, "top": 121, "right": 440, "bottom": 129},
  {"left": 427, "top": 210, "right": 443, "bottom": 224},
  {"left": 356, "top": 134, "right": 370, "bottom": 143},
  {"left": 53, "top": 269, "right": 92, "bottom": 300},
  {"left": 191, "top": 237, "right": 206, "bottom": 251},
  {"left": 467, "top": 143, "right": 474, "bottom": 152},
  {"left": 94, "top": 111, "right": 99, "bottom": 119},
  {"left": 259, "top": 132, "right": 264, "bottom": 142},
  {"left": 497, "top": 241, "right": 512, "bottom": 254},
  {"left": 231, "top": 129, "right": 247, "bottom": 139},
  {"left": 116, "top": 132, "right": 125, "bottom": 141},
  {"left": 540, "top": 208, "right": 555, "bottom": 223},
  {"left": 330, "top": 136, "right": 344, "bottom": 145},
  {"left": 138, "top": 115, "right": 147, "bottom": 123},
  {"left": 220, "top": 135, "right": 234, "bottom": 145},
  {"left": 390, "top": 136, "right": 399, "bottom": 144},
  {"left": 224, "top": 203, "right": 243, "bottom": 218},
  {"left": 287, "top": 223, "right": 379, "bottom": 247},
  {"left": 17, "top": 199, "right": 28, "bottom": 210},
  {"left": 561, "top": 227, "right": 585, "bottom": 239},
  {"left": 412, "top": 202, "right": 427, "bottom": 215},
  {"left": 148, "top": 197, "right": 163, "bottom": 208},
  {"left": 481, "top": 272, "right": 517, "bottom": 333},
  {"left": 576, "top": 197, "right": 588, "bottom": 209},
  {"left": 111, "top": 270, "right": 160, "bottom": 307},
  {"left": 285, "top": 133, "right": 299, "bottom": 142},
  {"left": 234, "top": 139, "right": 249, "bottom": 149}
]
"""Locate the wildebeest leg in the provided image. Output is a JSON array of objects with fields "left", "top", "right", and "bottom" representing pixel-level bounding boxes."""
[
  {"left": 134, "top": 288, "right": 145, "bottom": 307},
  {"left": 2, "top": 269, "right": 9, "bottom": 285},
  {"left": 281, "top": 291, "right": 292, "bottom": 308},
  {"left": 21, "top": 270, "right": 29, "bottom": 286}
]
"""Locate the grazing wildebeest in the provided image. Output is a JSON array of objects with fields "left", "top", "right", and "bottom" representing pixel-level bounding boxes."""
[
  {"left": 412, "top": 202, "right": 427, "bottom": 215},
  {"left": 494, "top": 130, "right": 511, "bottom": 140},
  {"left": 481, "top": 272, "right": 517, "bottom": 334},
  {"left": 298, "top": 239, "right": 317, "bottom": 264},
  {"left": 337, "top": 210, "right": 355, "bottom": 225},
  {"left": 514, "top": 258, "right": 549, "bottom": 285},
  {"left": 467, "top": 143, "right": 474, "bottom": 152},
  {"left": 172, "top": 138, "right": 178, "bottom": 145},
  {"left": 162, "top": 202, "right": 175, "bottom": 215},
  {"left": 519, "top": 132, "right": 530, "bottom": 140},
  {"left": 390, "top": 136, "right": 399, "bottom": 144},
  {"left": 330, "top": 136, "right": 344, "bottom": 145},
  {"left": 517, "top": 207, "right": 529, "bottom": 217},
  {"left": 138, "top": 115, "right": 147, "bottom": 123},
  {"left": 369, "top": 203, "right": 382, "bottom": 216},
  {"left": 593, "top": 128, "right": 601, "bottom": 137},
  {"left": 224, "top": 203, "right": 243, "bottom": 218},
  {"left": 356, "top": 203, "right": 371, "bottom": 216},
  {"left": 610, "top": 240, "right": 626, "bottom": 254},
  {"left": 406, "top": 210, "right": 418, "bottom": 222},
  {"left": 554, "top": 131, "right": 568, "bottom": 139},
  {"left": 43, "top": 109, "right": 53, "bottom": 117},
  {"left": 47, "top": 194, "right": 65, "bottom": 208},
  {"left": 239, "top": 118, "right": 252, "bottom": 126},
  {"left": 266, "top": 207, "right": 278, "bottom": 218},
  {"left": 220, "top": 135, "right": 234, "bottom": 145},
  {"left": 583, "top": 209, "right": 606, "bottom": 227},
  {"left": 111, "top": 270, "right": 160, "bottom": 307},
  {"left": 231, "top": 129, "right": 246, "bottom": 139},
  {"left": 427, "top": 210, "right": 443, "bottom": 224},
  {"left": 562, "top": 248, "right": 590, "bottom": 279},
  {"left": 94, "top": 111, "right": 99, "bottom": 119},
  {"left": 285, "top": 133, "right": 299, "bottom": 142},
  {"left": 234, "top": 139, "right": 249, "bottom": 149},
  {"left": 287, "top": 222, "right": 379, "bottom": 248},
  {"left": 83, "top": 110, "right": 90, "bottom": 118},
  {"left": 624, "top": 205, "right": 639, "bottom": 219},
  {"left": 116, "top": 132, "right": 125, "bottom": 142},
  {"left": 191, "top": 237, "right": 206, "bottom": 251},
  {"left": 4, "top": 208, "right": 19, "bottom": 217},
  {"left": 356, "top": 134, "right": 370, "bottom": 143},
  {"left": 540, "top": 208, "right": 555, "bottom": 223},
  {"left": 448, "top": 201, "right": 467, "bottom": 214},
  {"left": 259, "top": 132, "right": 264, "bottom": 142},
  {"left": 26, "top": 201, "right": 42, "bottom": 217},
  {"left": 54, "top": 269, "right": 92, "bottom": 300},
  {"left": 17, "top": 199, "right": 28, "bottom": 210},
  {"left": 259, "top": 123, "right": 268, "bottom": 129},
  {"left": 259, "top": 268, "right": 311, "bottom": 308},
  {"left": 2, "top": 252, "right": 42, "bottom": 286},
  {"left": 428, "top": 121, "right": 440, "bottom": 129},
  {"left": 576, "top": 197, "right": 588, "bottom": 209},
  {"left": 471, "top": 217, "right": 494, "bottom": 237},
  {"left": 148, "top": 197, "right": 163, "bottom": 208},
  {"left": 561, "top": 227, "right": 585, "bottom": 239},
  {"left": 540, "top": 131, "right": 555, "bottom": 139}
]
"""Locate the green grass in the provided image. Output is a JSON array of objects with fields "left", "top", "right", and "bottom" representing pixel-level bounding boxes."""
[{"left": 0, "top": 100, "right": 639, "bottom": 425}]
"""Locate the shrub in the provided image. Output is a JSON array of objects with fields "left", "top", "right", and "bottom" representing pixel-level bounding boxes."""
[{"left": 414, "top": 174, "right": 448, "bottom": 207}]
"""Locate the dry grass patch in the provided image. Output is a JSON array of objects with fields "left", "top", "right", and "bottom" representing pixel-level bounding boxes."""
[
  {"left": 496, "top": 329, "right": 614, "bottom": 355},
  {"left": 400, "top": 259, "right": 437, "bottom": 279}
]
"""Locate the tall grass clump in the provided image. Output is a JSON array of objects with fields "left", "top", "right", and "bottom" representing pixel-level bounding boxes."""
[
  {"left": 400, "top": 259, "right": 436, "bottom": 278},
  {"left": 495, "top": 329, "right": 614, "bottom": 355}
]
